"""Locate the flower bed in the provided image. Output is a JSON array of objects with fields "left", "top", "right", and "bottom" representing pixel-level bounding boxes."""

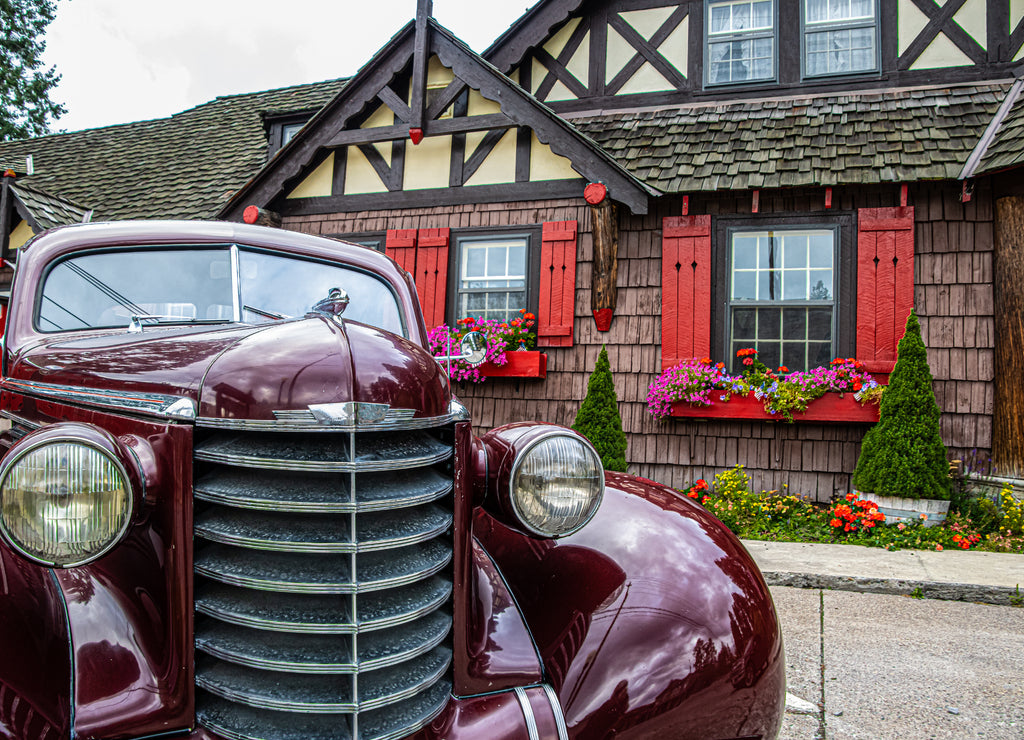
[
  {"left": 428, "top": 311, "right": 539, "bottom": 383},
  {"left": 649, "top": 350, "right": 883, "bottom": 422}
]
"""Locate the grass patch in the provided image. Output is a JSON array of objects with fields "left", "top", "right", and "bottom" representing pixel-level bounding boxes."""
[{"left": 682, "top": 466, "right": 1024, "bottom": 555}]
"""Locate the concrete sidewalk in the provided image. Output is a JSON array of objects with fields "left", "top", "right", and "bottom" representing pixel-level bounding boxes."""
[{"left": 742, "top": 539, "right": 1024, "bottom": 605}]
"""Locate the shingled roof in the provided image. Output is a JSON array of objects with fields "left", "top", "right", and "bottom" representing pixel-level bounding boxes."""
[
  {"left": 573, "top": 81, "right": 1013, "bottom": 193},
  {"left": 9, "top": 182, "right": 91, "bottom": 229},
  {"left": 974, "top": 80, "right": 1024, "bottom": 176},
  {"left": 0, "top": 78, "right": 346, "bottom": 221}
]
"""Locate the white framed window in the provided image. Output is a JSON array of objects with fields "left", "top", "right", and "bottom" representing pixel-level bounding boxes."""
[
  {"left": 706, "top": 0, "right": 776, "bottom": 85},
  {"left": 727, "top": 228, "right": 837, "bottom": 371},
  {"left": 456, "top": 235, "right": 529, "bottom": 324},
  {"left": 803, "top": 0, "right": 878, "bottom": 77}
]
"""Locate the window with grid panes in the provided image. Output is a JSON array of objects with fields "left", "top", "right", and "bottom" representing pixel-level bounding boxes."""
[
  {"left": 456, "top": 235, "right": 528, "bottom": 324},
  {"left": 803, "top": 0, "right": 878, "bottom": 77},
  {"left": 706, "top": 0, "right": 775, "bottom": 85},
  {"left": 727, "top": 228, "right": 837, "bottom": 372}
]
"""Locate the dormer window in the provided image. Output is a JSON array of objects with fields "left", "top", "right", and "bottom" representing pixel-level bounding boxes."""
[
  {"left": 803, "top": 0, "right": 878, "bottom": 77},
  {"left": 706, "top": 0, "right": 776, "bottom": 86}
]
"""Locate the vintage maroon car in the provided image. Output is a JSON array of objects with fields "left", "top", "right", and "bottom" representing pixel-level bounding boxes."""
[{"left": 0, "top": 221, "right": 784, "bottom": 740}]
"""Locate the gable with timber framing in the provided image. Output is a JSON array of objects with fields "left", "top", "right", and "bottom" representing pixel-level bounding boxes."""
[
  {"left": 221, "top": 11, "right": 655, "bottom": 221},
  {"left": 482, "top": 0, "right": 1023, "bottom": 113}
]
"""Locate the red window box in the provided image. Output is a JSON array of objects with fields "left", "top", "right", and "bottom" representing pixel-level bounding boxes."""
[
  {"left": 670, "top": 392, "right": 879, "bottom": 423},
  {"left": 479, "top": 351, "right": 547, "bottom": 379}
]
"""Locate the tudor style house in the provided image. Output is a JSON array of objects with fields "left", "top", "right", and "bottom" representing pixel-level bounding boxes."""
[{"left": 3, "top": 0, "right": 1024, "bottom": 498}]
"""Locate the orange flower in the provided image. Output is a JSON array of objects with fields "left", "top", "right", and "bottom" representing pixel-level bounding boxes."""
[
  {"left": 935, "top": 544, "right": 943, "bottom": 551},
  {"left": 830, "top": 518, "right": 842, "bottom": 528},
  {"left": 778, "top": 366, "right": 789, "bottom": 373}
]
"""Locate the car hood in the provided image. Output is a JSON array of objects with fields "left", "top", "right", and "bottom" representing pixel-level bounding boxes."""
[{"left": 6, "top": 318, "right": 451, "bottom": 421}]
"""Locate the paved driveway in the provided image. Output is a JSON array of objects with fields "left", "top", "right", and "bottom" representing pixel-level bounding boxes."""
[{"left": 772, "top": 586, "right": 1024, "bottom": 739}]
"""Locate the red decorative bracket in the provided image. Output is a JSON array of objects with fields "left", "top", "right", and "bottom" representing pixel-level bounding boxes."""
[
  {"left": 682, "top": 195, "right": 689, "bottom": 216},
  {"left": 593, "top": 308, "right": 614, "bottom": 332},
  {"left": 409, "top": 127, "right": 425, "bottom": 145},
  {"left": 752, "top": 189, "right": 760, "bottom": 213},
  {"left": 960, "top": 180, "right": 973, "bottom": 203},
  {"left": 825, "top": 186, "right": 833, "bottom": 209},
  {"left": 900, "top": 183, "right": 908, "bottom": 207},
  {"left": 584, "top": 182, "right": 608, "bottom": 204},
  {"left": 242, "top": 205, "right": 261, "bottom": 224}
]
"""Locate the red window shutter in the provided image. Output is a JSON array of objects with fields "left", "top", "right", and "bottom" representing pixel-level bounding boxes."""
[
  {"left": 414, "top": 228, "right": 450, "bottom": 330},
  {"left": 385, "top": 229, "right": 417, "bottom": 274},
  {"left": 538, "top": 221, "right": 578, "bottom": 348},
  {"left": 661, "top": 215, "right": 712, "bottom": 370},
  {"left": 857, "top": 207, "right": 914, "bottom": 373}
]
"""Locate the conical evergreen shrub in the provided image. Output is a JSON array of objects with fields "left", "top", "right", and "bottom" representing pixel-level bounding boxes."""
[
  {"left": 852, "top": 310, "right": 951, "bottom": 500},
  {"left": 572, "top": 346, "right": 628, "bottom": 472}
]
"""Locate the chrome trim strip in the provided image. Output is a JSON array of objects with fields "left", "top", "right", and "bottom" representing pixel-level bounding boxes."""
[
  {"left": 0, "top": 410, "right": 42, "bottom": 431},
  {"left": 449, "top": 397, "right": 471, "bottom": 422},
  {"left": 196, "top": 410, "right": 456, "bottom": 432},
  {"left": 542, "top": 684, "right": 570, "bottom": 740},
  {"left": 195, "top": 551, "right": 452, "bottom": 595},
  {"left": 193, "top": 448, "right": 451, "bottom": 473},
  {"left": 1, "top": 379, "right": 197, "bottom": 420},
  {"left": 515, "top": 687, "right": 541, "bottom": 740},
  {"left": 192, "top": 480, "right": 453, "bottom": 514},
  {"left": 194, "top": 513, "right": 453, "bottom": 554}
]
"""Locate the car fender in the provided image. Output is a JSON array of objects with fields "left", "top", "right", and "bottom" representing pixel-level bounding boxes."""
[{"left": 473, "top": 472, "right": 785, "bottom": 740}]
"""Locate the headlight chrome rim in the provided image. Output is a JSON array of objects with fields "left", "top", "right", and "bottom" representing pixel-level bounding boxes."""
[
  {"left": 0, "top": 426, "right": 136, "bottom": 568},
  {"left": 508, "top": 430, "right": 604, "bottom": 538}
]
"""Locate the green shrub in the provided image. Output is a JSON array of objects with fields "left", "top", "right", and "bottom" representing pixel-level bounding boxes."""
[
  {"left": 572, "top": 346, "right": 628, "bottom": 472},
  {"left": 852, "top": 310, "right": 951, "bottom": 500}
]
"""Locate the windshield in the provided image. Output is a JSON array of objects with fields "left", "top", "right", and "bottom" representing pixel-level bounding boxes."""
[{"left": 37, "top": 246, "right": 405, "bottom": 335}]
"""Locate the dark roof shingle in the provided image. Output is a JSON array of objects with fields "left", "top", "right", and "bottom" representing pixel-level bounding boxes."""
[
  {"left": 574, "top": 82, "right": 1012, "bottom": 192},
  {"left": 0, "top": 78, "right": 346, "bottom": 220}
]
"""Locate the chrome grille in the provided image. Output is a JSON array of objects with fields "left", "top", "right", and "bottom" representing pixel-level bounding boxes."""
[{"left": 193, "top": 425, "right": 454, "bottom": 740}]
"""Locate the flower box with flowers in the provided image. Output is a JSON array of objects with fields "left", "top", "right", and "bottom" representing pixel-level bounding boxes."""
[
  {"left": 648, "top": 350, "right": 883, "bottom": 423},
  {"left": 428, "top": 311, "right": 546, "bottom": 382}
]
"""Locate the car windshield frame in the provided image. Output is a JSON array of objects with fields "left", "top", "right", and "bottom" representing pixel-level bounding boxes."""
[{"left": 34, "top": 243, "right": 408, "bottom": 337}]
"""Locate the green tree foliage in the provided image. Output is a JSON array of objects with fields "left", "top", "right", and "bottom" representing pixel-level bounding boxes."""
[
  {"left": 1, "top": 0, "right": 65, "bottom": 141},
  {"left": 852, "top": 310, "right": 951, "bottom": 500},
  {"left": 572, "top": 346, "right": 628, "bottom": 472}
]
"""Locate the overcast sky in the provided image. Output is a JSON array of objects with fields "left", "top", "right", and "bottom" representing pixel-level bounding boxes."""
[{"left": 41, "top": 0, "right": 532, "bottom": 133}]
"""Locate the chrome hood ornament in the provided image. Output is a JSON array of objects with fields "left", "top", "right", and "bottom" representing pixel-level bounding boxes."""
[{"left": 309, "top": 287, "right": 350, "bottom": 320}]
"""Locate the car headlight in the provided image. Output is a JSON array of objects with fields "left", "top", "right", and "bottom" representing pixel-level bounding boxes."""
[
  {"left": 509, "top": 431, "right": 604, "bottom": 537},
  {"left": 0, "top": 425, "right": 135, "bottom": 567}
]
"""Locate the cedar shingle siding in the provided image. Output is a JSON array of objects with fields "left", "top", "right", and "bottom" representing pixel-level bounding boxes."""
[{"left": 283, "top": 178, "right": 997, "bottom": 499}]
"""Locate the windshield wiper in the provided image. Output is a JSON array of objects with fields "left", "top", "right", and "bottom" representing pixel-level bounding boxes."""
[
  {"left": 242, "top": 305, "right": 292, "bottom": 321},
  {"left": 127, "top": 314, "right": 232, "bottom": 333}
]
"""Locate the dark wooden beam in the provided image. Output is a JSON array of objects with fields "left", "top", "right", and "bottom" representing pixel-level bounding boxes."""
[
  {"left": 0, "top": 177, "right": 12, "bottom": 264},
  {"left": 278, "top": 179, "right": 586, "bottom": 216},
  {"left": 376, "top": 85, "right": 412, "bottom": 123},
  {"left": 425, "top": 79, "right": 467, "bottom": 121},
  {"left": 410, "top": 0, "right": 432, "bottom": 131},
  {"left": 463, "top": 128, "right": 509, "bottom": 183},
  {"left": 589, "top": 194, "right": 618, "bottom": 327},
  {"left": 534, "top": 18, "right": 591, "bottom": 101},
  {"left": 327, "top": 113, "right": 515, "bottom": 147}
]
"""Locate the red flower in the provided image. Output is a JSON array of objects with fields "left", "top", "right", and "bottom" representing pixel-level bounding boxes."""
[
  {"left": 743, "top": 357, "right": 753, "bottom": 366},
  {"left": 778, "top": 366, "right": 789, "bottom": 373},
  {"left": 830, "top": 518, "right": 842, "bottom": 528},
  {"left": 935, "top": 544, "right": 943, "bottom": 551}
]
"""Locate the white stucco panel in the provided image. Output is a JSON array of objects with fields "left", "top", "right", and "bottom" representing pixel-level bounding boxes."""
[
  {"left": 898, "top": 0, "right": 930, "bottom": 56},
  {"left": 543, "top": 17, "right": 581, "bottom": 59},
  {"left": 953, "top": 0, "right": 986, "bottom": 50},
  {"left": 606, "top": 23, "right": 634, "bottom": 83},
  {"left": 566, "top": 31, "right": 590, "bottom": 86},
  {"left": 618, "top": 61, "right": 675, "bottom": 94},
  {"left": 659, "top": 14, "right": 689, "bottom": 79},
  {"left": 9, "top": 219, "right": 33, "bottom": 250},
  {"left": 619, "top": 5, "right": 677, "bottom": 40},
  {"left": 287, "top": 153, "right": 335, "bottom": 199},
  {"left": 910, "top": 31, "right": 974, "bottom": 68},
  {"left": 404, "top": 135, "right": 453, "bottom": 191},
  {"left": 1013, "top": 0, "right": 1024, "bottom": 27},
  {"left": 529, "top": 133, "right": 581, "bottom": 181},
  {"left": 464, "top": 129, "right": 517, "bottom": 187},
  {"left": 344, "top": 148, "right": 389, "bottom": 195}
]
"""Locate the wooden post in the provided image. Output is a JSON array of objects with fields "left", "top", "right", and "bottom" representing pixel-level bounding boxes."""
[
  {"left": 993, "top": 195, "right": 1024, "bottom": 477},
  {"left": 587, "top": 184, "right": 618, "bottom": 332},
  {"left": 0, "top": 174, "right": 14, "bottom": 265}
]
